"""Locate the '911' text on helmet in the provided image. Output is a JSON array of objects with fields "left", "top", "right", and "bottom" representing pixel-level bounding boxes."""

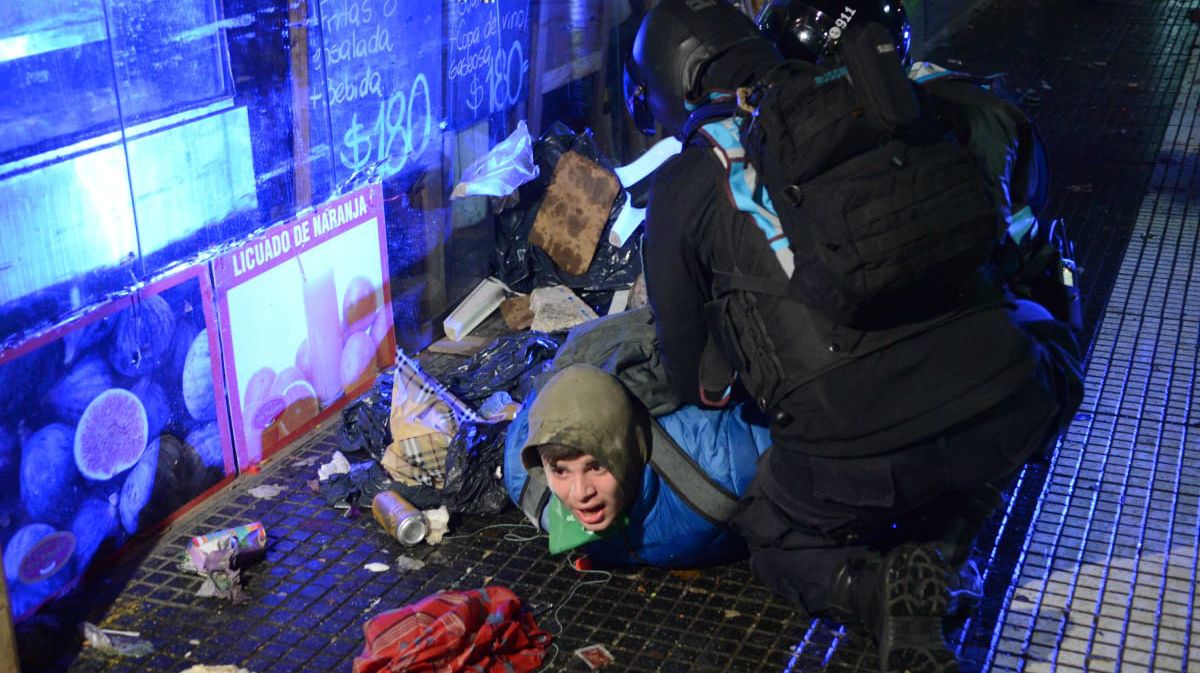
[{"left": 756, "top": 0, "right": 911, "bottom": 65}]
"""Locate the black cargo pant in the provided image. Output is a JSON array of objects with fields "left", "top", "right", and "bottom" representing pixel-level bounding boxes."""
[{"left": 729, "top": 319, "right": 1082, "bottom": 617}]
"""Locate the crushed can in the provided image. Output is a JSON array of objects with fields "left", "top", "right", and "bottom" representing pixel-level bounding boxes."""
[
  {"left": 189, "top": 521, "right": 267, "bottom": 570},
  {"left": 372, "top": 491, "right": 428, "bottom": 546}
]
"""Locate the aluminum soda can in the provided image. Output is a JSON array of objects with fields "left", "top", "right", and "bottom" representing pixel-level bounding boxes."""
[
  {"left": 189, "top": 521, "right": 267, "bottom": 569},
  {"left": 372, "top": 491, "right": 428, "bottom": 546}
]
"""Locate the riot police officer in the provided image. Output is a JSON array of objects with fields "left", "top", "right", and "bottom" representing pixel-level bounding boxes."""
[{"left": 624, "top": 1, "right": 1083, "bottom": 671}]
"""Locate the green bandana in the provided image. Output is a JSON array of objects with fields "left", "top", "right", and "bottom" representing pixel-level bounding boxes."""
[{"left": 546, "top": 496, "right": 628, "bottom": 554}]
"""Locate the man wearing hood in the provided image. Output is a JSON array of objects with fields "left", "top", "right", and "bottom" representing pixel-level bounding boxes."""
[{"left": 503, "top": 361, "right": 773, "bottom": 566}]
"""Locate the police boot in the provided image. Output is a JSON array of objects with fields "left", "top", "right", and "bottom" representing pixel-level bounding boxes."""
[
  {"left": 928, "top": 484, "right": 1005, "bottom": 570},
  {"left": 873, "top": 543, "right": 960, "bottom": 673},
  {"left": 823, "top": 556, "right": 882, "bottom": 634}
]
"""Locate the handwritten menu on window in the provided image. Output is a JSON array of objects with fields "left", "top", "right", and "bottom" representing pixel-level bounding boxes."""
[
  {"left": 313, "top": 0, "right": 443, "bottom": 185},
  {"left": 448, "top": 0, "right": 532, "bottom": 129}
]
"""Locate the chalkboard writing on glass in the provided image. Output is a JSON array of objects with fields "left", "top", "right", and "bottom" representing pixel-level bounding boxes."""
[
  {"left": 313, "top": 0, "right": 443, "bottom": 185},
  {"left": 448, "top": 0, "right": 532, "bottom": 129}
]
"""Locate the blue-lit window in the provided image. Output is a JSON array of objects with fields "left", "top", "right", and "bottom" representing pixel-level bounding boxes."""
[
  {"left": 0, "top": 0, "right": 232, "bottom": 163},
  {"left": 0, "top": 1, "right": 117, "bottom": 160},
  {"left": 0, "top": 0, "right": 246, "bottom": 339}
]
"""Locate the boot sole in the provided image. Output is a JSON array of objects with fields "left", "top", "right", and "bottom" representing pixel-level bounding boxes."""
[{"left": 878, "top": 544, "right": 961, "bottom": 673}]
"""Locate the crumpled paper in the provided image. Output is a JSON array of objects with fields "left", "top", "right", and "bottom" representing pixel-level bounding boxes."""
[
  {"left": 479, "top": 391, "right": 519, "bottom": 420},
  {"left": 183, "top": 534, "right": 249, "bottom": 603},
  {"left": 394, "top": 555, "right": 426, "bottom": 571},
  {"left": 318, "top": 451, "right": 352, "bottom": 481},
  {"left": 247, "top": 484, "right": 284, "bottom": 499},
  {"left": 423, "top": 506, "right": 450, "bottom": 545},
  {"left": 195, "top": 555, "right": 246, "bottom": 602}
]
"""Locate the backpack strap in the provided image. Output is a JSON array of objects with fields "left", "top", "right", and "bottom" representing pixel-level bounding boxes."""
[
  {"left": 681, "top": 99, "right": 741, "bottom": 147},
  {"left": 646, "top": 419, "right": 740, "bottom": 525},
  {"left": 515, "top": 418, "right": 742, "bottom": 529},
  {"left": 517, "top": 473, "right": 551, "bottom": 530}
]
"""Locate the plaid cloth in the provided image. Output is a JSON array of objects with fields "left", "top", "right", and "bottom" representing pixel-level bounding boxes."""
[
  {"left": 383, "top": 431, "right": 449, "bottom": 487},
  {"left": 384, "top": 353, "right": 482, "bottom": 488},
  {"left": 353, "top": 586, "right": 551, "bottom": 673}
]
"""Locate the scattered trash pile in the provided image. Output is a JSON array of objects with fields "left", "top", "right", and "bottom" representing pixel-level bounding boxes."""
[
  {"left": 76, "top": 121, "right": 651, "bottom": 672},
  {"left": 320, "top": 121, "right": 649, "bottom": 671},
  {"left": 296, "top": 119, "right": 658, "bottom": 547},
  {"left": 179, "top": 521, "right": 266, "bottom": 602},
  {"left": 449, "top": 121, "right": 652, "bottom": 340}
]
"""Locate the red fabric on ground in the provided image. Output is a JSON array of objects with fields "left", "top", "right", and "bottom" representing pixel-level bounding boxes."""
[{"left": 353, "top": 585, "right": 552, "bottom": 673}]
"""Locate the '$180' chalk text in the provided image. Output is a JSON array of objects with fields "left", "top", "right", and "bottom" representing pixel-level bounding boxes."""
[{"left": 339, "top": 73, "right": 434, "bottom": 175}]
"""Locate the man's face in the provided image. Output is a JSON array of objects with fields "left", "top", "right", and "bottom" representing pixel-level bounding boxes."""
[{"left": 543, "top": 453, "right": 625, "bottom": 532}]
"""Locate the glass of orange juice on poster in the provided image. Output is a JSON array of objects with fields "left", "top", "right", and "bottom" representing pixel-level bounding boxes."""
[{"left": 299, "top": 256, "right": 342, "bottom": 406}]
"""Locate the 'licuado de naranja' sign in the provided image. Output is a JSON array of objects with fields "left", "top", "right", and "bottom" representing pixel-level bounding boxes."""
[{"left": 212, "top": 183, "right": 395, "bottom": 468}]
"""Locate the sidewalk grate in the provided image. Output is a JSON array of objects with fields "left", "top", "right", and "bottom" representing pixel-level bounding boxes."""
[{"left": 983, "top": 35, "right": 1200, "bottom": 673}]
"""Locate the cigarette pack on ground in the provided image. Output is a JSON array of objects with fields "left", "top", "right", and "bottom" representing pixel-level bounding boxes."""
[
  {"left": 575, "top": 644, "right": 615, "bottom": 669},
  {"left": 529, "top": 151, "right": 620, "bottom": 276}
]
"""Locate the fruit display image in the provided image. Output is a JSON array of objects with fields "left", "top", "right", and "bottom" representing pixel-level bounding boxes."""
[
  {"left": 0, "top": 271, "right": 230, "bottom": 622},
  {"left": 237, "top": 262, "right": 394, "bottom": 464},
  {"left": 214, "top": 186, "right": 394, "bottom": 468}
]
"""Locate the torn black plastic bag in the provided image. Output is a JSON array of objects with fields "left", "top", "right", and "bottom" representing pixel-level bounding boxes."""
[
  {"left": 446, "top": 332, "right": 562, "bottom": 404},
  {"left": 319, "top": 460, "right": 397, "bottom": 510},
  {"left": 441, "top": 421, "right": 511, "bottom": 515},
  {"left": 339, "top": 394, "right": 393, "bottom": 463},
  {"left": 493, "top": 122, "right": 642, "bottom": 294}
]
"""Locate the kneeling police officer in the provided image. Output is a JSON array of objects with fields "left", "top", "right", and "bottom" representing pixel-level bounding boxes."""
[{"left": 624, "top": 1, "right": 1084, "bottom": 670}]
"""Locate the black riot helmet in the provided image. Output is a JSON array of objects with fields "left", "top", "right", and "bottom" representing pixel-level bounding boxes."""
[
  {"left": 757, "top": 0, "right": 911, "bottom": 65},
  {"left": 624, "top": 0, "right": 778, "bottom": 137}
]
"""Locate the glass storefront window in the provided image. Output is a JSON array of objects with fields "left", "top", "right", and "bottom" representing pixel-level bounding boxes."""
[{"left": 0, "top": 0, "right": 649, "bottom": 349}]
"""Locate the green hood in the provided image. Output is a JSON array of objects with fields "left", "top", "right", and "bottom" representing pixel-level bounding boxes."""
[{"left": 520, "top": 363, "right": 648, "bottom": 504}]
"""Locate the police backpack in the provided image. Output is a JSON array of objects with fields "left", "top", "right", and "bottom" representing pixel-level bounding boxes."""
[{"left": 683, "top": 22, "right": 1001, "bottom": 328}]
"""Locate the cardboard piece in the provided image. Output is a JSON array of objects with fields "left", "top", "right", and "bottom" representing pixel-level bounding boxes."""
[
  {"left": 425, "top": 335, "right": 490, "bottom": 357},
  {"left": 500, "top": 295, "right": 534, "bottom": 330},
  {"left": 530, "top": 285, "right": 599, "bottom": 333},
  {"left": 529, "top": 151, "right": 620, "bottom": 275}
]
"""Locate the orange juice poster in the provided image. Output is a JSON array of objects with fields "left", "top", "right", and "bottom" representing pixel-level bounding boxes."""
[{"left": 213, "top": 183, "right": 395, "bottom": 466}]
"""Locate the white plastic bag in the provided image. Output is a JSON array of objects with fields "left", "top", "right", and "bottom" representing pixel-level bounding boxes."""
[{"left": 450, "top": 120, "right": 539, "bottom": 199}]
